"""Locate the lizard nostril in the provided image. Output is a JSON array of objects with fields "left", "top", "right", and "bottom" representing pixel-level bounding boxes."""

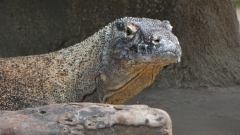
[
  {"left": 155, "top": 39, "right": 160, "bottom": 43},
  {"left": 152, "top": 39, "right": 160, "bottom": 44}
]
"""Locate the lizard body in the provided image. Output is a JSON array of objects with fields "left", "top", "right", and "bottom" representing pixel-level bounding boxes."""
[{"left": 0, "top": 17, "right": 181, "bottom": 110}]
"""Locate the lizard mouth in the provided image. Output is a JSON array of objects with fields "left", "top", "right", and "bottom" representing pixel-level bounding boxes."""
[
  {"left": 134, "top": 51, "right": 181, "bottom": 63},
  {"left": 157, "top": 51, "right": 181, "bottom": 63},
  {"left": 128, "top": 44, "right": 181, "bottom": 63}
]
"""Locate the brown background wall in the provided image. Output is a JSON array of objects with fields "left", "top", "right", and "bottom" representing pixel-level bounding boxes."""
[{"left": 1, "top": 0, "right": 240, "bottom": 88}]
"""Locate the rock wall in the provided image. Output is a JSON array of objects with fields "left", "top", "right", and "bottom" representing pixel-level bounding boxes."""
[{"left": 1, "top": 0, "right": 240, "bottom": 88}]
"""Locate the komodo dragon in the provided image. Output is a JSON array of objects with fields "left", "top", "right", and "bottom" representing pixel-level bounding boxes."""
[{"left": 0, "top": 17, "right": 181, "bottom": 110}]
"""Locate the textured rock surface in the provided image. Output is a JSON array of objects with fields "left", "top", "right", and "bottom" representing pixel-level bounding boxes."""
[{"left": 0, "top": 103, "right": 172, "bottom": 135}]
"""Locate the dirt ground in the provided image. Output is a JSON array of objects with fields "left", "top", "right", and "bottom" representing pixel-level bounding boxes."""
[
  {"left": 126, "top": 9, "right": 240, "bottom": 135},
  {"left": 126, "top": 86, "right": 240, "bottom": 135}
]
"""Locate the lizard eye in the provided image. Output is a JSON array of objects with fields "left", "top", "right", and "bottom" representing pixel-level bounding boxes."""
[
  {"left": 126, "top": 27, "right": 132, "bottom": 36},
  {"left": 125, "top": 23, "right": 138, "bottom": 38}
]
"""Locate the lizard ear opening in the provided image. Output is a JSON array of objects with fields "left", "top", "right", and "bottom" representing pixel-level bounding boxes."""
[{"left": 125, "top": 23, "right": 138, "bottom": 38}]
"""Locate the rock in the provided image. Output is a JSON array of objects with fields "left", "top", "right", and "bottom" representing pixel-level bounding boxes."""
[{"left": 0, "top": 103, "right": 172, "bottom": 135}]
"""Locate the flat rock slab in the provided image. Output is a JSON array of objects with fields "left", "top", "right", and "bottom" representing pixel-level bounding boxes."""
[{"left": 0, "top": 103, "right": 172, "bottom": 135}]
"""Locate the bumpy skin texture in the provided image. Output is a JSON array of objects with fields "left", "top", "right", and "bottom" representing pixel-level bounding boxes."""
[{"left": 0, "top": 17, "right": 181, "bottom": 110}]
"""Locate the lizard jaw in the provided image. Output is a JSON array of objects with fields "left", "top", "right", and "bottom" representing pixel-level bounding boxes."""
[{"left": 127, "top": 43, "right": 181, "bottom": 64}]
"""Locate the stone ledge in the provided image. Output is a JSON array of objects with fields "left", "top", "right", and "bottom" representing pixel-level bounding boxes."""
[{"left": 0, "top": 103, "right": 172, "bottom": 135}]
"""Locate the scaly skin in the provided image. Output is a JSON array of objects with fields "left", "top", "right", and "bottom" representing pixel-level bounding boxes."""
[{"left": 0, "top": 17, "right": 181, "bottom": 110}]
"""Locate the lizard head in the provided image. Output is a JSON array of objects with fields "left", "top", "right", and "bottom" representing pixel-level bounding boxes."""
[
  {"left": 107, "top": 17, "right": 182, "bottom": 68},
  {"left": 99, "top": 17, "right": 182, "bottom": 104}
]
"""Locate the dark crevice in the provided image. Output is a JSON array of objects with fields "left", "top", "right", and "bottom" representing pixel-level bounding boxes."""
[
  {"left": 39, "top": 111, "right": 46, "bottom": 114},
  {"left": 65, "top": 118, "right": 73, "bottom": 122}
]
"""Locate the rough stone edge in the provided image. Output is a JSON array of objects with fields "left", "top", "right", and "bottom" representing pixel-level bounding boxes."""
[{"left": 0, "top": 103, "right": 172, "bottom": 135}]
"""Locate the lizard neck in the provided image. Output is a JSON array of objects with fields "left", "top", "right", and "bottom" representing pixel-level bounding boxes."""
[
  {"left": 47, "top": 29, "right": 107, "bottom": 103},
  {"left": 99, "top": 59, "right": 163, "bottom": 104}
]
